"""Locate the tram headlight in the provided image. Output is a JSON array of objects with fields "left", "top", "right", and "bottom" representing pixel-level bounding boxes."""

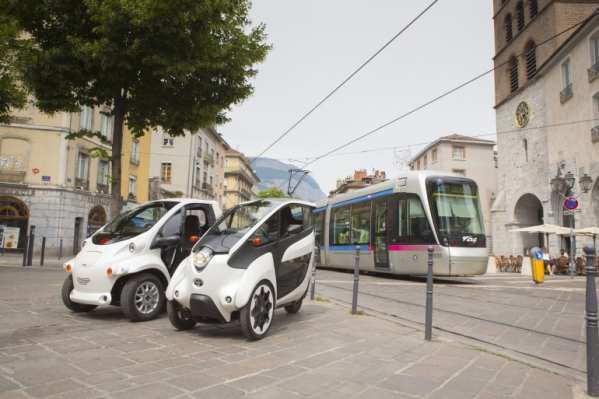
[{"left": 193, "top": 247, "right": 213, "bottom": 272}]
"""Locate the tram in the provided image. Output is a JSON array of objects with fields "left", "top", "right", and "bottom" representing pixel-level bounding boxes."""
[{"left": 314, "top": 171, "right": 488, "bottom": 276}]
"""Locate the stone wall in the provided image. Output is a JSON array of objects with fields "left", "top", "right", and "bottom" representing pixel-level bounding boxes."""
[{"left": 0, "top": 184, "right": 111, "bottom": 256}]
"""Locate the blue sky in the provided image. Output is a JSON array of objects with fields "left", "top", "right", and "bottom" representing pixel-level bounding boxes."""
[{"left": 220, "top": 0, "right": 496, "bottom": 192}]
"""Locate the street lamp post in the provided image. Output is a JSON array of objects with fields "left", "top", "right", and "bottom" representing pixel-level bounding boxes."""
[{"left": 584, "top": 245, "right": 599, "bottom": 397}]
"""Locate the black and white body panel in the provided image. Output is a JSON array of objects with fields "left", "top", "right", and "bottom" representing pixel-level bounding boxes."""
[{"left": 166, "top": 198, "right": 315, "bottom": 325}]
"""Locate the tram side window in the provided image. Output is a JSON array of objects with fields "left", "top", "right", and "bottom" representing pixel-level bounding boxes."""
[
  {"left": 350, "top": 202, "right": 370, "bottom": 244},
  {"left": 398, "top": 196, "right": 434, "bottom": 243},
  {"left": 314, "top": 211, "right": 325, "bottom": 246},
  {"left": 331, "top": 207, "right": 351, "bottom": 245}
]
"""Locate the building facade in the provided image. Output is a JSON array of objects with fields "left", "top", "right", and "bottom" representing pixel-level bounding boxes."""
[
  {"left": 409, "top": 134, "right": 497, "bottom": 245},
  {"left": 149, "top": 127, "right": 228, "bottom": 208},
  {"left": 330, "top": 170, "right": 387, "bottom": 196},
  {"left": 120, "top": 127, "right": 152, "bottom": 206},
  {"left": 1, "top": 105, "right": 106, "bottom": 255},
  {"left": 492, "top": 2, "right": 599, "bottom": 257},
  {"left": 224, "top": 149, "right": 260, "bottom": 210}
]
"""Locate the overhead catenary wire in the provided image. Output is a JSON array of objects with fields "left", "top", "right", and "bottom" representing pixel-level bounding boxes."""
[
  {"left": 278, "top": 118, "right": 599, "bottom": 162},
  {"left": 251, "top": 0, "right": 441, "bottom": 163},
  {"left": 300, "top": 10, "right": 599, "bottom": 168}
]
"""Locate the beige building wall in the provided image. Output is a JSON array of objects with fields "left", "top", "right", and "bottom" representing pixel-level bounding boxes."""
[
  {"left": 410, "top": 137, "right": 496, "bottom": 241},
  {"left": 224, "top": 150, "right": 259, "bottom": 210}
]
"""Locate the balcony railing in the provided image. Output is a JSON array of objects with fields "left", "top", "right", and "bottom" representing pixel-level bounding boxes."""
[
  {"left": 588, "top": 63, "right": 599, "bottom": 83},
  {"left": 96, "top": 184, "right": 109, "bottom": 194},
  {"left": 74, "top": 177, "right": 89, "bottom": 190},
  {"left": 203, "top": 151, "right": 215, "bottom": 167},
  {"left": 591, "top": 125, "right": 599, "bottom": 143},
  {"left": 559, "top": 84, "right": 573, "bottom": 104},
  {"left": 202, "top": 182, "right": 213, "bottom": 194}
]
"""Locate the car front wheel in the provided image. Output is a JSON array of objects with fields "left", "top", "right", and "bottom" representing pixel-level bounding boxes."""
[
  {"left": 167, "top": 300, "right": 196, "bottom": 330},
  {"left": 120, "top": 273, "right": 165, "bottom": 322},
  {"left": 61, "top": 275, "right": 97, "bottom": 313},
  {"left": 240, "top": 281, "right": 275, "bottom": 341}
]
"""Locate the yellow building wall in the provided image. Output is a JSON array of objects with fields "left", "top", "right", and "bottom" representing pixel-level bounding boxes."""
[{"left": 120, "top": 128, "right": 151, "bottom": 203}]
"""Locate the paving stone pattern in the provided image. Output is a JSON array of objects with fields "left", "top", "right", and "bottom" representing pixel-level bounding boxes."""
[{"left": 0, "top": 266, "right": 579, "bottom": 398}]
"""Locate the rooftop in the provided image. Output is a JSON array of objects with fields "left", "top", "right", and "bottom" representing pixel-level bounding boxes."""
[{"left": 411, "top": 134, "right": 495, "bottom": 162}]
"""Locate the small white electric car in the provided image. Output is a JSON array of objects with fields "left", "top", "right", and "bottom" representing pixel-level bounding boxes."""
[
  {"left": 166, "top": 198, "right": 315, "bottom": 340},
  {"left": 61, "top": 199, "right": 221, "bottom": 322}
]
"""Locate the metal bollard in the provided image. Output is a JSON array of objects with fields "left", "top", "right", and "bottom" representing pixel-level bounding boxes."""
[
  {"left": 584, "top": 245, "right": 599, "bottom": 397},
  {"left": 425, "top": 246, "right": 434, "bottom": 341},
  {"left": 58, "top": 238, "right": 63, "bottom": 260},
  {"left": 26, "top": 225, "right": 35, "bottom": 266},
  {"left": 310, "top": 245, "right": 319, "bottom": 300},
  {"left": 351, "top": 244, "right": 360, "bottom": 315},
  {"left": 22, "top": 233, "right": 28, "bottom": 267},
  {"left": 40, "top": 237, "right": 46, "bottom": 266}
]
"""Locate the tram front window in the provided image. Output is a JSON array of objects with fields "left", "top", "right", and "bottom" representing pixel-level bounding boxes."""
[{"left": 427, "top": 178, "right": 485, "bottom": 248}]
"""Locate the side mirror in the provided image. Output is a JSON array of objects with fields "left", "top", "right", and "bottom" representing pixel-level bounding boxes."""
[
  {"left": 152, "top": 235, "right": 180, "bottom": 249},
  {"left": 287, "top": 224, "right": 302, "bottom": 235}
]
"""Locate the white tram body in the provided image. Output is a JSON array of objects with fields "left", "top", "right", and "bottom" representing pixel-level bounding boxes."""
[{"left": 314, "top": 171, "right": 488, "bottom": 276}]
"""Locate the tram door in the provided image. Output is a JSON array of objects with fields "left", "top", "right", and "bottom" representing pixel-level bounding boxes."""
[{"left": 373, "top": 198, "right": 389, "bottom": 268}]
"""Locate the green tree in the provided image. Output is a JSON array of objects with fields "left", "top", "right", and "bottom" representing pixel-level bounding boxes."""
[
  {"left": 0, "top": 14, "right": 27, "bottom": 123},
  {"left": 257, "top": 187, "right": 286, "bottom": 198},
  {"left": 3, "top": 0, "right": 269, "bottom": 216}
]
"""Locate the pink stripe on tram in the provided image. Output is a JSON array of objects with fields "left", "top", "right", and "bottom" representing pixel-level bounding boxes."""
[{"left": 387, "top": 244, "right": 438, "bottom": 252}]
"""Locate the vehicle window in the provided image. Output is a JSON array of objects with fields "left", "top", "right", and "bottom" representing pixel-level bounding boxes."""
[
  {"left": 254, "top": 211, "right": 281, "bottom": 245},
  {"left": 331, "top": 206, "right": 350, "bottom": 245},
  {"left": 314, "top": 210, "right": 325, "bottom": 246},
  {"left": 398, "top": 196, "right": 434, "bottom": 244},
  {"left": 185, "top": 207, "right": 207, "bottom": 227},
  {"left": 93, "top": 201, "right": 176, "bottom": 244},
  {"left": 289, "top": 206, "right": 304, "bottom": 225},
  {"left": 302, "top": 206, "right": 313, "bottom": 228},
  {"left": 158, "top": 210, "right": 182, "bottom": 237},
  {"left": 350, "top": 202, "right": 370, "bottom": 245}
]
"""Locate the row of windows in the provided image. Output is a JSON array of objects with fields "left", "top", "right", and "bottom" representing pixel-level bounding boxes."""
[
  {"left": 508, "top": 41, "right": 537, "bottom": 93},
  {"left": 327, "top": 196, "right": 435, "bottom": 246},
  {"left": 76, "top": 153, "right": 139, "bottom": 199},
  {"left": 503, "top": 0, "right": 538, "bottom": 44},
  {"left": 161, "top": 134, "right": 225, "bottom": 169},
  {"left": 80, "top": 106, "right": 114, "bottom": 140},
  {"left": 413, "top": 145, "right": 465, "bottom": 171}
]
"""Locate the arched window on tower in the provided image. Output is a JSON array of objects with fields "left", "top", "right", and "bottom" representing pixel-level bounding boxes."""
[
  {"left": 529, "top": 0, "right": 538, "bottom": 19},
  {"left": 509, "top": 56, "right": 519, "bottom": 92},
  {"left": 504, "top": 14, "right": 513, "bottom": 43},
  {"left": 516, "top": 1, "right": 525, "bottom": 31},
  {"left": 525, "top": 41, "right": 537, "bottom": 80}
]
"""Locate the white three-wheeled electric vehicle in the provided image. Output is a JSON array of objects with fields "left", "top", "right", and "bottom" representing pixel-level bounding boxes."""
[
  {"left": 62, "top": 199, "right": 221, "bottom": 321},
  {"left": 166, "top": 198, "right": 316, "bottom": 340}
]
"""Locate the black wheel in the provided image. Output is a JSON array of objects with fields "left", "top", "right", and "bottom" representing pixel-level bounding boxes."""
[
  {"left": 284, "top": 298, "right": 303, "bottom": 314},
  {"left": 167, "top": 300, "right": 196, "bottom": 330},
  {"left": 240, "top": 281, "right": 275, "bottom": 341},
  {"left": 61, "top": 275, "right": 97, "bottom": 313},
  {"left": 120, "top": 273, "right": 165, "bottom": 322}
]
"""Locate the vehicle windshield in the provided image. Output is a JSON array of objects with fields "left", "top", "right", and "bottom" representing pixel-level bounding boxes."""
[
  {"left": 195, "top": 200, "right": 279, "bottom": 253},
  {"left": 92, "top": 201, "right": 177, "bottom": 245},
  {"left": 427, "top": 178, "right": 485, "bottom": 247}
]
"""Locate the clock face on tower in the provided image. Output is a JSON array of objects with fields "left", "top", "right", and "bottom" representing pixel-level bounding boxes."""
[{"left": 515, "top": 101, "right": 530, "bottom": 128}]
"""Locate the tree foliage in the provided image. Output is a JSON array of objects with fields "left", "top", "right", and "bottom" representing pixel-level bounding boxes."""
[
  {"left": 2, "top": 0, "right": 269, "bottom": 214},
  {"left": 257, "top": 187, "right": 286, "bottom": 198},
  {"left": 0, "top": 13, "right": 27, "bottom": 123}
]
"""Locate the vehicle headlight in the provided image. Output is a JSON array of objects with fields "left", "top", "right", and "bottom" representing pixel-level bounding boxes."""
[{"left": 193, "top": 247, "right": 214, "bottom": 272}]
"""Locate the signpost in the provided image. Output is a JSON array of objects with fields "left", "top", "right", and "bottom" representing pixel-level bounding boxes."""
[{"left": 563, "top": 196, "right": 580, "bottom": 276}]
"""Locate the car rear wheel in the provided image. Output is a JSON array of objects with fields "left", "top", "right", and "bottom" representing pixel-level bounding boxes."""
[
  {"left": 167, "top": 300, "right": 196, "bottom": 330},
  {"left": 61, "top": 275, "right": 97, "bottom": 313},
  {"left": 240, "top": 281, "right": 275, "bottom": 341},
  {"left": 120, "top": 273, "right": 165, "bottom": 322},
  {"left": 284, "top": 298, "right": 303, "bottom": 314}
]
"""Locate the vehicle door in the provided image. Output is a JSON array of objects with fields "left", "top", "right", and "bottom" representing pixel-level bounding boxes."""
[
  {"left": 276, "top": 205, "right": 314, "bottom": 299},
  {"left": 155, "top": 203, "right": 216, "bottom": 273},
  {"left": 394, "top": 194, "right": 435, "bottom": 274},
  {"left": 372, "top": 198, "right": 390, "bottom": 268}
]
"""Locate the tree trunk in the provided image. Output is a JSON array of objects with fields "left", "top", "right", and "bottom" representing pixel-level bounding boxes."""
[{"left": 110, "top": 96, "right": 126, "bottom": 219}]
